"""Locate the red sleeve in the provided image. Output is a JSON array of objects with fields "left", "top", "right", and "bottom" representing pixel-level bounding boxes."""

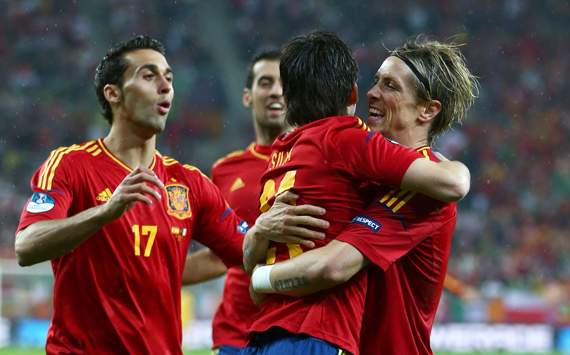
[
  {"left": 327, "top": 129, "right": 421, "bottom": 187},
  {"left": 17, "top": 149, "right": 74, "bottom": 233},
  {"left": 336, "top": 202, "right": 455, "bottom": 271},
  {"left": 192, "top": 174, "right": 245, "bottom": 268}
]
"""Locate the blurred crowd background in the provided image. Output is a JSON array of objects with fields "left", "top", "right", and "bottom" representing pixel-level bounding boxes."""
[{"left": 1, "top": 0, "right": 569, "bottom": 331}]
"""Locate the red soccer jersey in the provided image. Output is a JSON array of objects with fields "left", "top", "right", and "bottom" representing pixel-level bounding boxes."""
[
  {"left": 210, "top": 142, "right": 271, "bottom": 348},
  {"left": 336, "top": 147, "right": 457, "bottom": 355},
  {"left": 16, "top": 139, "right": 245, "bottom": 355},
  {"left": 249, "top": 116, "right": 421, "bottom": 355}
]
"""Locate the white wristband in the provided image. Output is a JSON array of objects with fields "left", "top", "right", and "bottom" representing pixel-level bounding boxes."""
[{"left": 251, "top": 265, "right": 275, "bottom": 292}]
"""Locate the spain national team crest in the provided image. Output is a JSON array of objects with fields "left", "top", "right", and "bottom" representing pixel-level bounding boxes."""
[{"left": 165, "top": 184, "right": 192, "bottom": 220}]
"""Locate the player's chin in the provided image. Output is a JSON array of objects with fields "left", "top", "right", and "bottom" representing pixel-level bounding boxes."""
[
  {"left": 366, "top": 115, "right": 384, "bottom": 132},
  {"left": 148, "top": 117, "right": 167, "bottom": 133},
  {"left": 266, "top": 110, "right": 285, "bottom": 119}
]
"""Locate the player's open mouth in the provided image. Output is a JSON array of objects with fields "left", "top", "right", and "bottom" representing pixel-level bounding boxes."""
[
  {"left": 267, "top": 102, "right": 284, "bottom": 112},
  {"left": 368, "top": 107, "right": 385, "bottom": 121},
  {"left": 157, "top": 101, "right": 171, "bottom": 115},
  {"left": 266, "top": 102, "right": 284, "bottom": 117}
]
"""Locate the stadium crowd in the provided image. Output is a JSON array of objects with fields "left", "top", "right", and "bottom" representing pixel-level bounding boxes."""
[{"left": 1, "top": 0, "right": 569, "bottom": 324}]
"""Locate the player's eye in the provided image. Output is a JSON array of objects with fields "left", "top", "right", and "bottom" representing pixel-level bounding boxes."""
[
  {"left": 258, "top": 79, "right": 272, "bottom": 88},
  {"left": 144, "top": 73, "right": 155, "bottom": 80},
  {"left": 384, "top": 80, "right": 397, "bottom": 90}
]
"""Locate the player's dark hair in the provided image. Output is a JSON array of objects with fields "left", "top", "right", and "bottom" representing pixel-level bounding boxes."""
[
  {"left": 245, "top": 49, "right": 281, "bottom": 89},
  {"left": 94, "top": 35, "right": 166, "bottom": 124},
  {"left": 280, "top": 31, "right": 358, "bottom": 127}
]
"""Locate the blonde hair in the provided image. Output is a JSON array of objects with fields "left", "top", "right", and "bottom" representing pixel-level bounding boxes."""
[{"left": 391, "top": 37, "right": 480, "bottom": 144}]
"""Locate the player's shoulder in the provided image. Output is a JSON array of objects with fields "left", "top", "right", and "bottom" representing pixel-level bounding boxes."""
[
  {"left": 292, "top": 116, "right": 369, "bottom": 147},
  {"left": 42, "top": 140, "right": 101, "bottom": 166},
  {"left": 416, "top": 146, "right": 437, "bottom": 161},
  {"left": 212, "top": 146, "right": 249, "bottom": 169},
  {"left": 317, "top": 116, "right": 371, "bottom": 148},
  {"left": 325, "top": 116, "right": 369, "bottom": 132},
  {"left": 158, "top": 153, "right": 209, "bottom": 181},
  {"left": 34, "top": 140, "right": 100, "bottom": 190},
  {"left": 321, "top": 116, "right": 370, "bottom": 140}
]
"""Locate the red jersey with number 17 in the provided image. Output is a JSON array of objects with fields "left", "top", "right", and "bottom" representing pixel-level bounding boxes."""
[
  {"left": 16, "top": 139, "right": 245, "bottom": 355},
  {"left": 336, "top": 147, "right": 457, "bottom": 355},
  {"left": 210, "top": 143, "right": 271, "bottom": 348},
  {"left": 249, "top": 116, "right": 422, "bottom": 355}
]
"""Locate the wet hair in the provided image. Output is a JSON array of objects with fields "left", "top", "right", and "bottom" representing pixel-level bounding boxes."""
[
  {"left": 245, "top": 49, "right": 281, "bottom": 89},
  {"left": 94, "top": 35, "right": 166, "bottom": 124},
  {"left": 391, "top": 37, "right": 479, "bottom": 144},
  {"left": 280, "top": 31, "right": 358, "bottom": 127}
]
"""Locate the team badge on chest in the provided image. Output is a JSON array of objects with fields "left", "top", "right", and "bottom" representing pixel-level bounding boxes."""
[{"left": 165, "top": 184, "right": 192, "bottom": 220}]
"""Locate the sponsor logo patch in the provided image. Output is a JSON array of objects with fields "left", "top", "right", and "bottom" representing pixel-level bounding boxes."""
[
  {"left": 351, "top": 215, "right": 382, "bottom": 232},
  {"left": 26, "top": 192, "right": 55, "bottom": 213},
  {"left": 165, "top": 184, "right": 192, "bottom": 220}
]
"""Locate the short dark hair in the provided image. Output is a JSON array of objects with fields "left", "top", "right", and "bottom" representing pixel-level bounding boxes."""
[
  {"left": 245, "top": 49, "right": 281, "bottom": 89},
  {"left": 280, "top": 31, "right": 358, "bottom": 127},
  {"left": 94, "top": 35, "right": 166, "bottom": 124}
]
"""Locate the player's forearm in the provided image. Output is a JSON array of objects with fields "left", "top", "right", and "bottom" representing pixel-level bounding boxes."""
[
  {"left": 15, "top": 204, "right": 109, "bottom": 266},
  {"left": 257, "top": 250, "right": 339, "bottom": 297},
  {"left": 182, "top": 249, "right": 227, "bottom": 285},
  {"left": 243, "top": 225, "right": 271, "bottom": 274},
  {"left": 401, "top": 159, "right": 470, "bottom": 202},
  {"left": 252, "top": 240, "right": 367, "bottom": 296}
]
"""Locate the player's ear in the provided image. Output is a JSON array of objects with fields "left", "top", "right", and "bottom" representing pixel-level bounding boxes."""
[
  {"left": 242, "top": 88, "right": 252, "bottom": 108},
  {"left": 347, "top": 83, "right": 358, "bottom": 106},
  {"left": 418, "top": 99, "right": 441, "bottom": 124},
  {"left": 104, "top": 84, "right": 122, "bottom": 104}
]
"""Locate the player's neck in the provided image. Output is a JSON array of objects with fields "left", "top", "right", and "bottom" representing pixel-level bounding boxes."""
[
  {"left": 254, "top": 125, "right": 286, "bottom": 146},
  {"left": 386, "top": 130, "right": 429, "bottom": 149},
  {"left": 104, "top": 125, "right": 156, "bottom": 169}
]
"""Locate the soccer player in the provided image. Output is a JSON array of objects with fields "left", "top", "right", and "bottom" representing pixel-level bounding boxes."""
[
  {"left": 14, "top": 35, "right": 247, "bottom": 354},
  {"left": 241, "top": 32, "right": 471, "bottom": 355},
  {"left": 249, "top": 38, "right": 479, "bottom": 354},
  {"left": 182, "top": 49, "right": 290, "bottom": 355},
  {"left": 210, "top": 49, "right": 287, "bottom": 355}
]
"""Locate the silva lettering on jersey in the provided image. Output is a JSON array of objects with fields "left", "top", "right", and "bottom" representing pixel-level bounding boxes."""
[
  {"left": 270, "top": 149, "right": 293, "bottom": 169},
  {"left": 351, "top": 215, "right": 382, "bottom": 232},
  {"left": 26, "top": 192, "right": 55, "bottom": 213}
]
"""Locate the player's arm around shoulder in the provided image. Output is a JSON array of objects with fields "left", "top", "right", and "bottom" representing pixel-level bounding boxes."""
[
  {"left": 16, "top": 166, "right": 163, "bottom": 266},
  {"left": 400, "top": 156, "right": 470, "bottom": 202}
]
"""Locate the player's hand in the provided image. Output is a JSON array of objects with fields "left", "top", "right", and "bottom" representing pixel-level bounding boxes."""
[
  {"left": 100, "top": 167, "right": 164, "bottom": 221},
  {"left": 252, "top": 190, "right": 329, "bottom": 248}
]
